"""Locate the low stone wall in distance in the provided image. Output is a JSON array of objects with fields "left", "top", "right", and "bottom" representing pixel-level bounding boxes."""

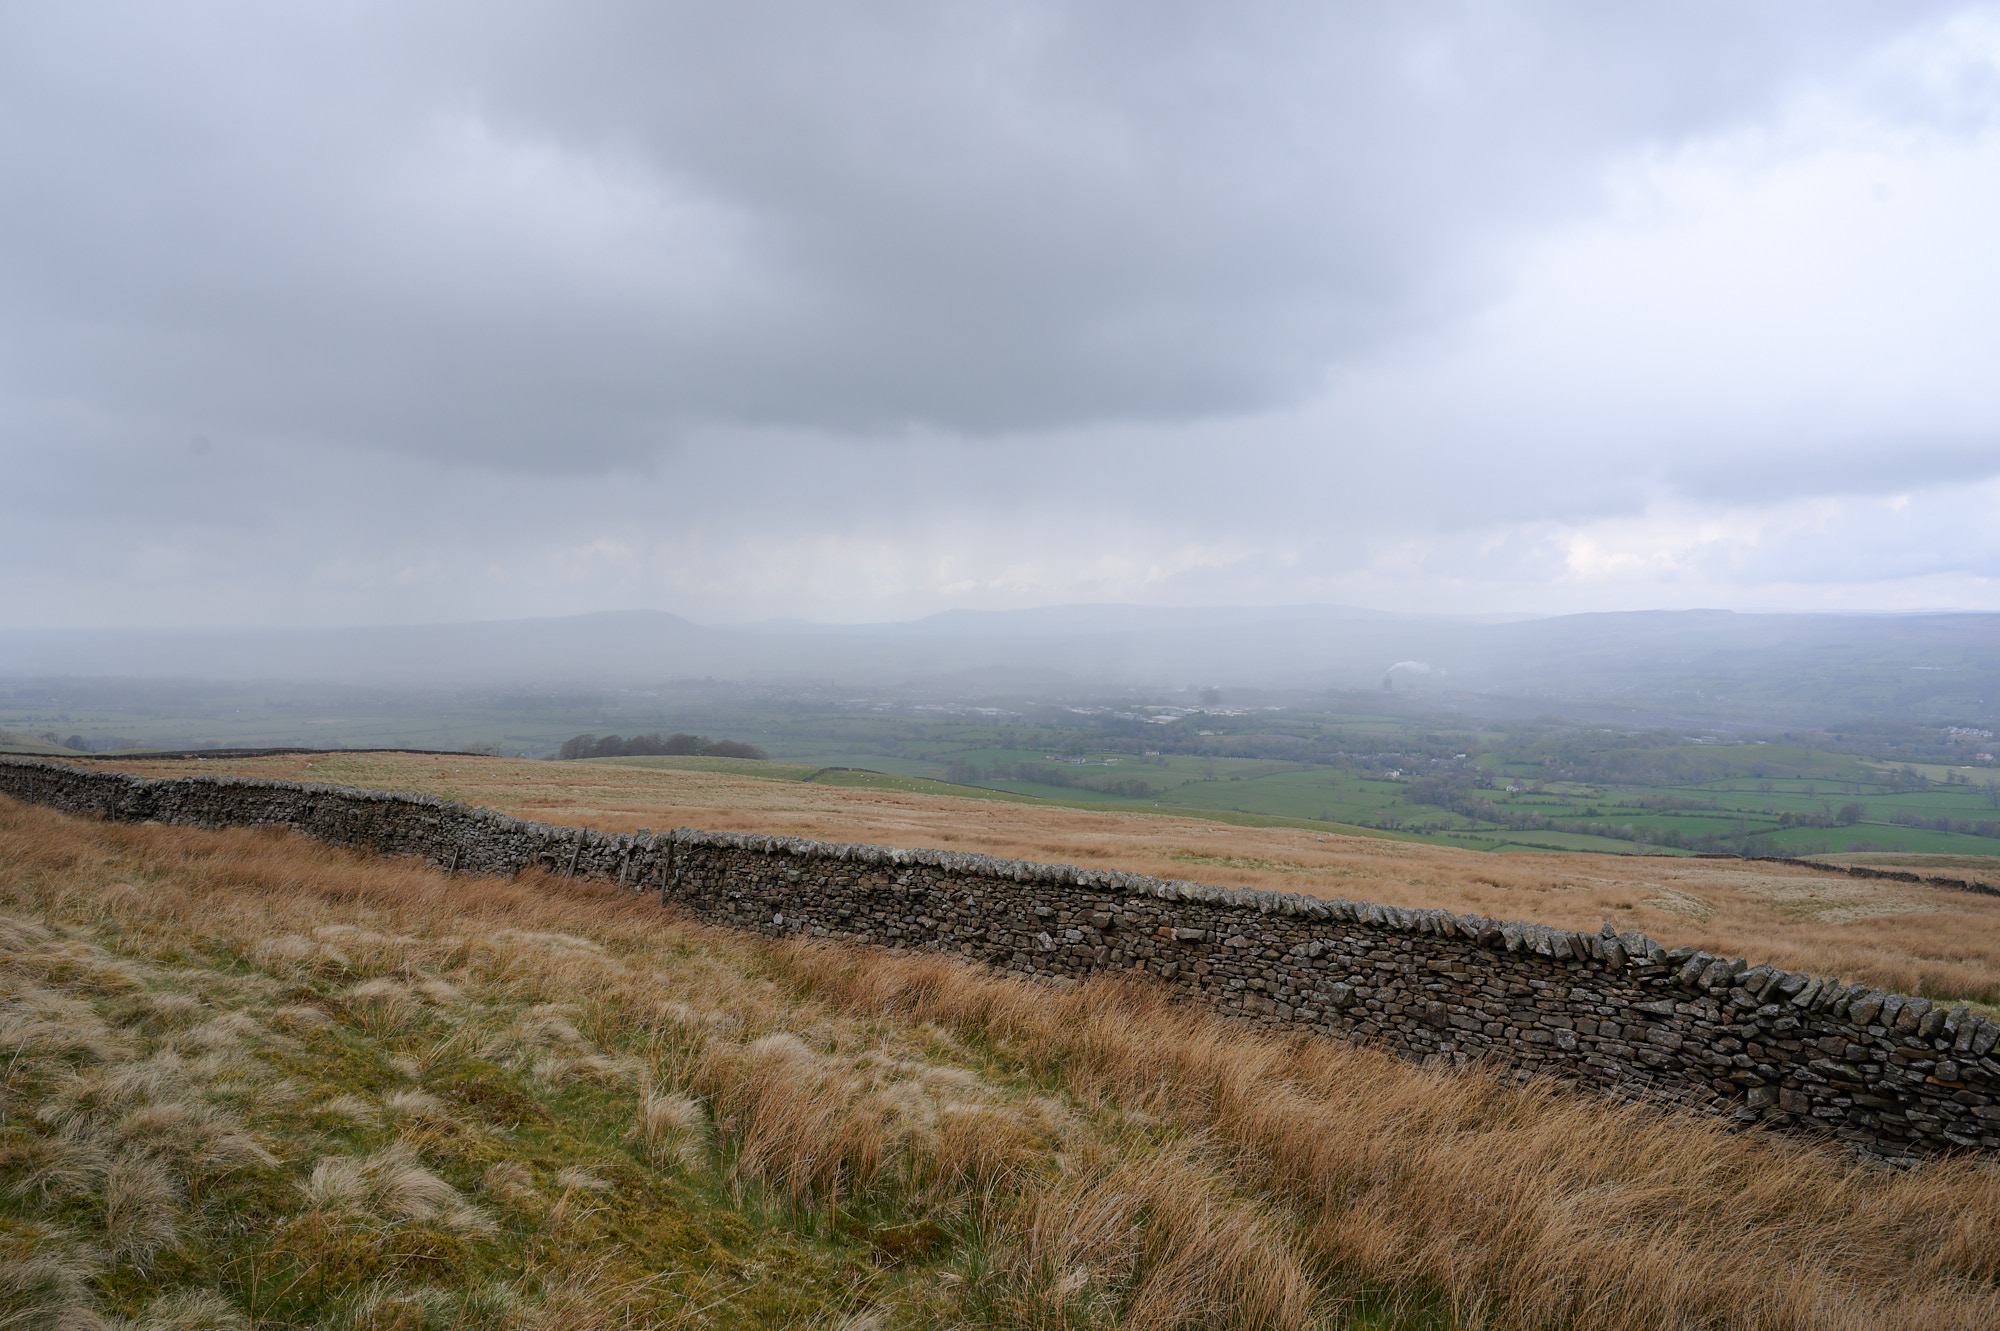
[{"left": 3, "top": 755, "right": 1995, "bottom": 1163}]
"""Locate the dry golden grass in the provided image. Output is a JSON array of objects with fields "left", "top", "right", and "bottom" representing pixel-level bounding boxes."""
[
  {"left": 0, "top": 793, "right": 1345, "bottom": 1329},
  {"left": 784, "top": 948, "right": 2000, "bottom": 1329},
  {"left": 5, "top": 794, "right": 2000, "bottom": 1328},
  {"left": 85, "top": 752, "right": 2000, "bottom": 1004}
]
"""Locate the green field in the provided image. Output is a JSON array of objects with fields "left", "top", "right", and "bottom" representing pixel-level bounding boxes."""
[
  {"left": 716, "top": 729, "right": 2000, "bottom": 859},
  {"left": 10, "top": 677, "right": 1999, "bottom": 860},
  {"left": 588, "top": 741, "right": 2000, "bottom": 859}
]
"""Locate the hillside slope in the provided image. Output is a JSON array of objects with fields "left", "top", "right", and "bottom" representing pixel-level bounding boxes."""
[
  {"left": 80, "top": 751, "right": 2000, "bottom": 1006},
  {"left": 4, "top": 797, "right": 2000, "bottom": 1328}
]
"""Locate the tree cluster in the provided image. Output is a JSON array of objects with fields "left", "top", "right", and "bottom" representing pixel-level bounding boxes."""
[
  {"left": 1890, "top": 811, "right": 2000, "bottom": 838},
  {"left": 37, "top": 733, "right": 141, "bottom": 753},
  {"left": 1773, "top": 803, "right": 1867, "bottom": 829}
]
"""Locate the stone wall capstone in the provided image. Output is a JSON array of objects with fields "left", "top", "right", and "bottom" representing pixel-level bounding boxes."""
[{"left": 3, "top": 754, "right": 1995, "bottom": 1163}]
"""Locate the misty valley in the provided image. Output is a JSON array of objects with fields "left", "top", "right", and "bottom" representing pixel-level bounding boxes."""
[{"left": 6, "top": 663, "right": 1998, "bottom": 864}]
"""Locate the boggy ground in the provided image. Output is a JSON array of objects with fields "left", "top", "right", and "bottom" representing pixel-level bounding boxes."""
[
  {"left": 83, "top": 752, "right": 2000, "bottom": 1007},
  {"left": 5, "top": 796, "right": 2000, "bottom": 1330}
]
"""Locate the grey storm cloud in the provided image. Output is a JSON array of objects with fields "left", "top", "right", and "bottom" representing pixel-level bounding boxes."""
[
  {"left": 4, "top": 1, "right": 1998, "bottom": 630},
  {"left": 0, "top": 1, "right": 1948, "bottom": 469}
]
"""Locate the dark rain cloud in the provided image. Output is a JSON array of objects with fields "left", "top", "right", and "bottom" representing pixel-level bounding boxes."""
[
  {"left": 3, "top": 2, "right": 1996, "bottom": 628},
  {"left": 0, "top": 1, "right": 1943, "bottom": 467}
]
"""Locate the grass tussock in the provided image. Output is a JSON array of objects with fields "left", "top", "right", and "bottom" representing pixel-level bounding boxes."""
[{"left": 1, "top": 794, "right": 1998, "bottom": 1329}]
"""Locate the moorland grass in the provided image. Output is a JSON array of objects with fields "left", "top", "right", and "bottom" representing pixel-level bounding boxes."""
[
  {"left": 3, "top": 798, "right": 2000, "bottom": 1328},
  {"left": 80, "top": 752, "right": 2000, "bottom": 1006}
]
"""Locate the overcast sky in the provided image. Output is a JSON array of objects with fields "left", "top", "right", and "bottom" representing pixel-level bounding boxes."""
[{"left": 5, "top": 1, "right": 1999, "bottom": 628}]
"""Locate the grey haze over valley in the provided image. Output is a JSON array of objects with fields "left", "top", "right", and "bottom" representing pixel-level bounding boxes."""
[{"left": 4, "top": 607, "right": 1996, "bottom": 734}]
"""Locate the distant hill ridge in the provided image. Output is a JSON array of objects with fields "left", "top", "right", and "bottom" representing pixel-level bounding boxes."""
[{"left": 1, "top": 606, "right": 1996, "bottom": 726}]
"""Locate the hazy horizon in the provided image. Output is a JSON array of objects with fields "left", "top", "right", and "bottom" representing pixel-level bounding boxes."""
[
  {"left": 21, "top": 599, "right": 2000, "bottom": 637},
  {"left": 15, "top": 599, "right": 2000, "bottom": 636},
  {"left": 5, "top": 606, "right": 1997, "bottom": 733}
]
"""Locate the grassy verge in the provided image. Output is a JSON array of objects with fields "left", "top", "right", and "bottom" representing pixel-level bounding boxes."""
[{"left": 5, "top": 798, "right": 2000, "bottom": 1328}]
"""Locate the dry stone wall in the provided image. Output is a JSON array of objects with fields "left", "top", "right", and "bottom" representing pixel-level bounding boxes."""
[
  {"left": 1698, "top": 850, "right": 2000, "bottom": 899},
  {"left": 4, "top": 755, "right": 1997, "bottom": 1163}
]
